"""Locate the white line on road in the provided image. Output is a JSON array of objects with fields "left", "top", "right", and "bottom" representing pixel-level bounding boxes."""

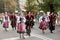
[
  {"left": 31, "top": 33, "right": 53, "bottom": 40},
  {"left": 2, "top": 33, "right": 53, "bottom": 40}
]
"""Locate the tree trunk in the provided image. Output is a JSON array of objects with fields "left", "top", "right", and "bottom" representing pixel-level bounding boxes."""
[{"left": 49, "top": 3, "right": 54, "bottom": 13}]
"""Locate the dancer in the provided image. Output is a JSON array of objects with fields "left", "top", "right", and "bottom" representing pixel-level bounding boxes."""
[
  {"left": 25, "top": 11, "right": 34, "bottom": 36},
  {"left": 17, "top": 12, "right": 26, "bottom": 39},
  {"left": 3, "top": 12, "right": 10, "bottom": 31},
  {"left": 10, "top": 13, "right": 17, "bottom": 30},
  {"left": 49, "top": 12, "right": 56, "bottom": 33}
]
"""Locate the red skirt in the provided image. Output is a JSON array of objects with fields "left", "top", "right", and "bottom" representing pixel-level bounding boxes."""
[
  {"left": 3, "top": 21, "right": 9, "bottom": 28},
  {"left": 39, "top": 21, "right": 47, "bottom": 30},
  {"left": 17, "top": 23, "right": 26, "bottom": 34}
]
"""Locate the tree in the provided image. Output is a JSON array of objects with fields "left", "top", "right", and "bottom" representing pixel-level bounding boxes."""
[
  {"left": 25, "top": 0, "right": 39, "bottom": 14},
  {"left": 37, "top": 0, "right": 60, "bottom": 13},
  {"left": 0, "top": 0, "right": 5, "bottom": 12},
  {"left": 0, "top": 0, "right": 17, "bottom": 13}
]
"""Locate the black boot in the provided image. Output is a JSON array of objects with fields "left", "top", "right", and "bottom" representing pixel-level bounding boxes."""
[
  {"left": 26, "top": 29, "right": 31, "bottom": 36},
  {"left": 50, "top": 30, "right": 53, "bottom": 33}
]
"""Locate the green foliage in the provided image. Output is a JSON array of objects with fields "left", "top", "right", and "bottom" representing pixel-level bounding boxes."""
[
  {"left": 37, "top": 0, "right": 60, "bottom": 13},
  {"left": 25, "top": 0, "right": 39, "bottom": 13}
]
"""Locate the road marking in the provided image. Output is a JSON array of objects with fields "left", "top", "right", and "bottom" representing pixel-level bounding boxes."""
[
  {"left": 31, "top": 33, "right": 53, "bottom": 40},
  {"left": 2, "top": 33, "right": 53, "bottom": 40}
]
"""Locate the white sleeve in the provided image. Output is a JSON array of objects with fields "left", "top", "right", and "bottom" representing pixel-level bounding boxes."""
[
  {"left": 23, "top": 17, "right": 26, "bottom": 23},
  {"left": 45, "top": 16, "right": 50, "bottom": 22},
  {"left": 8, "top": 16, "right": 10, "bottom": 22},
  {"left": 39, "top": 17, "right": 42, "bottom": 23},
  {"left": 33, "top": 19, "right": 36, "bottom": 22},
  {"left": 3, "top": 16, "right": 5, "bottom": 22},
  {"left": 17, "top": 17, "right": 20, "bottom": 23}
]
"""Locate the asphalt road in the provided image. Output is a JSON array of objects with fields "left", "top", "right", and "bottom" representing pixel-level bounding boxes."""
[{"left": 0, "top": 22, "right": 60, "bottom": 40}]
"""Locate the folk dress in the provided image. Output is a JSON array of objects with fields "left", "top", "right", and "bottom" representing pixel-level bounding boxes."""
[
  {"left": 3, "top": 16, "right": 10, "bottom": 28},
  {"left": 17, "top": 16, "right": 26, "bottom": 34},
  {"left": 39, "top": 16, "right": 47, "bottom": 30}
]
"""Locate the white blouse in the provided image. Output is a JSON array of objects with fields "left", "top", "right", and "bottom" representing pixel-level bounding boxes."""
[
  {"left": 39, "top": 16, "right": 43, "bottom": 23},
  {"left": 3, "top": 16, "right": 10, "bottom": 22},
  {"left": 16, "top": 16, "right": 26, "bottom": 23}
]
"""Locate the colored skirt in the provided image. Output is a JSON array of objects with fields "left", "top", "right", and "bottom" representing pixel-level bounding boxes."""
[
  {"left": 17, "top": 23, "right": 26, "bottom": 34},
  {"left": 3, "top": 21, "right": 9, "bottom": 28},
  {"left": 39, "top": 21, "right": 47, "bottom": 30}
]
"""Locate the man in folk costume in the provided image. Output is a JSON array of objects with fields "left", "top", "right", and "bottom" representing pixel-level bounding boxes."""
[
  {"left": 17, "top": 12, "right": 26, "bottom": 39},
  {"left": 25, "top": 11, "right": 34, "bottom": 36},
  {"left": 10, "top": 13, "right": 17, "bottom": 30},
  {"left": 30, "top": 13, "right": 35, "bottom": 28},
  {"left": 49, "top": 12, "right": 56, "bottom": 33},
  {"left": 3, "top": 12, "right": 10, "bottom": 31}
]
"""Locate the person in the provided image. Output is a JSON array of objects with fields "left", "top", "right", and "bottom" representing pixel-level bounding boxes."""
[
  {"left": 2, "top": 12, "right": 10, "bottom": 31},
  {"left": 0, "top": 13, "right": 3, "bottom": 24},
  {"left": 16, "top": 12, "right": 21, "bottom": 27},
  {"left": 45, "top": 14, "right": 50, "bottom": 28},
  {"left": 49, "top": 12, "right": 56, "bottom": 33},
  {"left": 39, "top": 13, "right": 47, "bottom": 34},
  {"left": 39, "top": 13, "right": 43, "bottom": 23},
  {"left": 25, "top": 11, "right": 34, "bottom": 36},
  {"left": 10, "top": 13, "right": 17, "bottom": 30},
  {"left": 35, "top": 13, "right": 40, "bottom": 22},
  {"left": 17, "top": 12, "right": 26, "bottom": 39},
  {"left": 30, "top": 13, "right": 35, "bottom": 28}
]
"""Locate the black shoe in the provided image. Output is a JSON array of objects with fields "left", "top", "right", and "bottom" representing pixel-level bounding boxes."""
[
  {"left": 28, "top": 34, "right": 30, "bottom": 36},
  {"left": 27, "top": 33, "right": 30, "bottom": 36}
]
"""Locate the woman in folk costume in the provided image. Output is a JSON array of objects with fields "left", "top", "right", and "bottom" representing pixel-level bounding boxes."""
[
  {"left": 10, "top": 13, "right": 17, "bottom": 30},
  {"left": 17, "top": 12, "right": 26, "bottom": 39},
  {"left": 25, "top": 11, "right": 34, "bottom": 36},
  {"left": 49, "top": 12, "right": 56, "bottom": 33},
  {"left": 39, "top": 13, "right": 47, "bottom": 34},
  {"left": 16, "top": 13, "right": 21, "bottom": 27},
  {"left": 44, "top": 14, "right": 50, "bottom": 27},
  {"left": 2, "top": 12, "right": 10, "bottom": 31}
]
